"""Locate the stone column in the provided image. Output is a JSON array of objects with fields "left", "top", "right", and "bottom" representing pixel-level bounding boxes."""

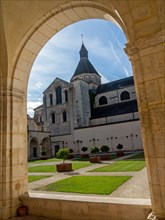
[
  {"left": 0, "top": 87, "right": 28, "bottom": 219},
  {"left": 125, "top": 30, "right": 165, "bottom": 219}
]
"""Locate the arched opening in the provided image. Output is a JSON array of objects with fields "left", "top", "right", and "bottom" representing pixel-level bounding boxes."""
[
  {"left": 13, "top": 5, "right": 148, "bottom": 218},
  {"left": 63, "top": 111, "right": 67, "bottom": 122},
  {"left": 55, "top": 86, "right": 62, "bottom": 104},
  {"left": 3, "top": 1, "right": 163, "bottom": 220},
  {"left": 51, "top": 112, "right": 55, "bottom": 124},
  {"left": 30, "top": 138, "right": 39, "bottom": 159}
]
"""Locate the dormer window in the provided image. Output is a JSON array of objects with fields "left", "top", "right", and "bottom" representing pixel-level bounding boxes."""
[
  {"left": 99, "top": 96, "right": 108, "bottom": 105},
  {"left": 120, "top": 91, "right": 130, "bottom": 101}
]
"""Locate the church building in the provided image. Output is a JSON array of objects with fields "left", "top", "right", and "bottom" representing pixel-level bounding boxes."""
[{"left": 28, "top": 42, "right": 143, "bottom": 160}]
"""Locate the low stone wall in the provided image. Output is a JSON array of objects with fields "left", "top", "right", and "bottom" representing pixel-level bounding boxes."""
[{"left": 20, "top": 193, "right": 151, "bottom": 220}]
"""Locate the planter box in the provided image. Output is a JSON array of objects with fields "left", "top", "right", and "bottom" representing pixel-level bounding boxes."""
[
  {"left": 40, "top": 156, "right": 48, "bottom": 160},
  {"left": 81, "top": 154, "right": 89, "bottom": 158},
  {"left": 116, "top": 151, "right": 124, "bottom": 157},
  {"left": 56, "top": 163, "right": 72, "bottom": 172},
  {"left": 90, "top": 156, "right": 101, "bottom": 163},
  {"left": 100, "top": 155, "right": 111, "bottom": 160}
]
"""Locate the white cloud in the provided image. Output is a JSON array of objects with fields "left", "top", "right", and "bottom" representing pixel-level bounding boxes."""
[
  {"left": 35, "top": 82, "right": 43, "bottom": 89},
  {"left": 27, "top": 101, "right": 43, "bottom": 117},
  {"left": 99, "top": 72, "right": 109, "bottom": 83},
  {"left": 123, "top": 67, "right": 130, "bottom": 77},
  {"left": 108, "top": 41, "right": 122, "bottom": 65}
]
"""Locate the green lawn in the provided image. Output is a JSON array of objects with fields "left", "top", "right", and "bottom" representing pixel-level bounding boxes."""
[
  {"left": 28, "top": 162, "right": 92, "bottom": 172},
  {"left": 28, "top": 158, "right": 62, "bottom": 164},
  {"left": 126, "top": 152, "right": 144, "bottom": 160},
  {"left": 38, "top": 176, "right": 131, "bottom": 195},
  {"left": 28, "top": 175, "right": 51, "bottom": 182},
  {"left": 89, "top": 160, "right": 145, "bottom": 172}
]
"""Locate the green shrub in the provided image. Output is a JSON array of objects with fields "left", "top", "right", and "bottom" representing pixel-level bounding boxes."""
[
  {"left": 116, "top": 144, "right": 123, "bottom": 150},
  {"left": 81, "top": 147, "right": 88, "bottom": 152},
  {"left": 56, "top": 148, "right": 69, "bottom": 163},
  {"left": 91, "top": 147, "right": 100, "bottom": 154},
  {"left": 100, "top": 145, "right": 110, "bottom": 153}
]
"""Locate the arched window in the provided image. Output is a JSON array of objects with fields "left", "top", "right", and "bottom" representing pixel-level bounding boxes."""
[
  {"left": 120, "top": 91, "right": 130, "bottom": 101},
  {"left": 63, "top": 111, "right": 67, "bottom": 122},
  {"left": 49, "top": 94, "right": 53, "bottom": 105},
  {"left": 51, "top": 113, "right": 55, "bottom": 124},
  {"left": 56, "top": 86, "right": 62, "bottom": 104},
  {"left": 99, "top": 96, "right": 108, "bottom": 105},
  {"left": 64, "top": 90, "right": 68, "bottom": 102}
]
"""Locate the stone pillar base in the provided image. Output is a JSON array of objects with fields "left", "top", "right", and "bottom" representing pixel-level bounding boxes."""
[{"left": 147, "top": 212, "right": 157, "bottom": 220}]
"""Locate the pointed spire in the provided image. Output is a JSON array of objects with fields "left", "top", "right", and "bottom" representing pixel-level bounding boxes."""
[{"left": 79, "top": 35, "right": 88, "bottom": 58}]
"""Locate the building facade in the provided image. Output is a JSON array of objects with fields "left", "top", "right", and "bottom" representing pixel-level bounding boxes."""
[{"left": 28, "top": 42, "right": 143, "bottom": 159}]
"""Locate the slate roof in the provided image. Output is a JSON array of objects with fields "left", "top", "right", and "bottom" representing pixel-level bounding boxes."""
[
  {"left": 91, "top": 99, "right": 138, "bottom": 119},
  {"left": 97, "top": 76, "right": 134, "bottom": 94},
  {"left": 71, "top": 43, "right": 100, "bottom": 81}
]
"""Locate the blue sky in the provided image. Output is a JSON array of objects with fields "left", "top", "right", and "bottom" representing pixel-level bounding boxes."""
[{"left": 27, "top": 19, "right": 132, "bottom": 116}]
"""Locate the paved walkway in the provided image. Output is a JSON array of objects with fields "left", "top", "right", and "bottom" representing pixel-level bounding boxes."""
[{"left": 28, "top": 153, "right": 150, "bottom": 199}]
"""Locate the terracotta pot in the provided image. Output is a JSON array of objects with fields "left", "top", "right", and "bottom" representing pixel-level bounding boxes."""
[
  {"left": 90, "top": 156, "right": 101, "bottom": 163},
  {"left": 17, "top": 206, "right": 28, "bottom": 216},
  {"left": 56, "top": 163, "right": 72, "bottom": 172}
]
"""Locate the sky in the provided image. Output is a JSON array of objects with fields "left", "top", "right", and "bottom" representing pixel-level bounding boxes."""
[{"left": 27, "top": 19, "right": 132, "bottom": 116}]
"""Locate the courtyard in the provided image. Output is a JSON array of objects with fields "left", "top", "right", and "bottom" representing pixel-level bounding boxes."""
[{"left": 28, "top": 152, "right": 150, "bottom": 199}]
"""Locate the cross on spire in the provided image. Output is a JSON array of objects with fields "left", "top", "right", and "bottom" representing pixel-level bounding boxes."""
[
  {"left": 81, "top": 34, "right": 84, "bottom": 43},
  {"left": 79, "top": 34, "right": 88, "bottom": 58}
]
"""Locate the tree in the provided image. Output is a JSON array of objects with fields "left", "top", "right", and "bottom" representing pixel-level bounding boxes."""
[{"left": 56, "top": 148, "right": 69, "bottom": 163}]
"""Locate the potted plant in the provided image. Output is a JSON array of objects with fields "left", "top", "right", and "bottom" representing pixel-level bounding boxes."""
[
  {"left": 100, "top": 145, "right": 111, "bottom": 160},
  {"left": 40, "top": 151, "right": 48, "bottom": 160},
  {"left": 81, "top": 146, "right": 88, "bottom": 158},
  {"left": 90, "top": 147, "right": 100, "bottom": 163},
  {"left": 56, "top": 148, "right": 72, "bottom": 172},
  {"left": 17, "top": 205, "right": 28, "bottom": 216},
  {"left": 116, "top": 143, "right": 124, "bottom": 157}
]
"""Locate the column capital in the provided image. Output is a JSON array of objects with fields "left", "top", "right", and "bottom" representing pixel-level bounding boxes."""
[{"left": 124, "top": 43, "right": 139, "bottom": 59}]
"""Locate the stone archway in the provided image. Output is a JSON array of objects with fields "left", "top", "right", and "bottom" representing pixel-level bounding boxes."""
[
  {"left": 41, "top": 137, "right": 51, "bottom": 157},
  {"left": 0, "top": 1, "right": 164, "bottom": 219},
  {"left": 29, "top": 138, "right": 39, "bottom": 160}
]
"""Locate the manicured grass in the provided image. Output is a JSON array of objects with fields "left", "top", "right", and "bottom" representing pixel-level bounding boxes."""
[
  {"left": 126, "top": 152, "right": 144, "bottom": 160},
  {"left": 28, "top": 162, "right": 92, "bottom": 172},
  {"left": 28, "top": 175, "right": 51, "bottom": 182},
  {"left": 38, "top": 176, "right": 131, "bottom": 195},
  {"left": 89, "top": 160, "right": 145, "bottom": 172},
  {"left": 28, "top": 158, "right": 62, "bottom": 164}
]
